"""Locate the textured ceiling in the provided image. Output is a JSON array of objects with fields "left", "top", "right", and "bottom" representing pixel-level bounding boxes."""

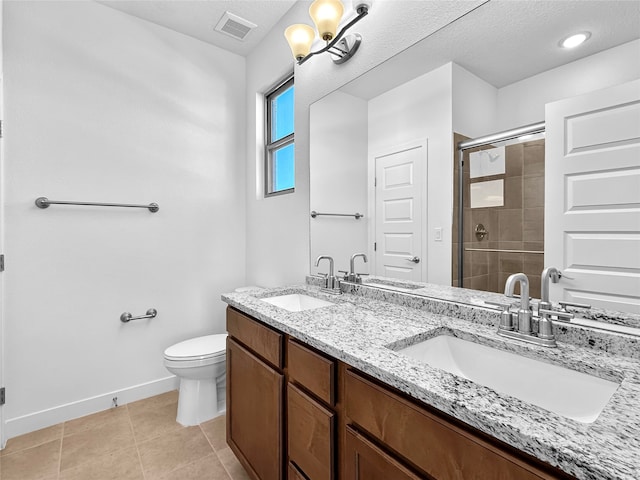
[
  {"left": 98, "top": 0, "right": 298, "bottom": 57},
  {"left": 97, "top": 1, "right": 639, "bottom": 89},
  {"left": 340, "top": 1, "right": 640, "bottom": 98}
]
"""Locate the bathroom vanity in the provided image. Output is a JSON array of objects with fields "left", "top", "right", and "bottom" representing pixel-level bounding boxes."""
[{"left": 222, "top": 283, "right": 640, "bottom": 480}]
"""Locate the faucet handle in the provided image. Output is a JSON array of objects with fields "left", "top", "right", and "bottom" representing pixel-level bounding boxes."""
[
  {"left": 539, "top": 308, "right": 574, "bottom": 322},
  {"left": 558, "top": 301, "right": 591, "bottom": 313},
  {"left": 484, "top": 301, "right": 512, "bottom": 310},
  {"left": 485, "top": 301, "right": 515, "bottom": 331}
]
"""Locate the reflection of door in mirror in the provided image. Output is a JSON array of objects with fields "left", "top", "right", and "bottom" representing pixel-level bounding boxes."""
[
  {"left": 372, "top": 140, "right": 427, "bottom": 281},
  {"left": 453, "top": 134, "right": 545, "bottom": 298},
  {"left": 546, "top": 79, "right": 640, "bottom": 314}
]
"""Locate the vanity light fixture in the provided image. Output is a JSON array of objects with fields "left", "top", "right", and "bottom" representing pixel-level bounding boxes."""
[
  {"left": 284, "top": 0, "right": 372, "bottom": 65},
  {"left": 559, "top": 31, "right": 591, "bottom": 49}
]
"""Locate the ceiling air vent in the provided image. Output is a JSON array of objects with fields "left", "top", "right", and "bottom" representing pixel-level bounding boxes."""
[{"left": 214, "top": 11, "right": 257, "bottom": 41}]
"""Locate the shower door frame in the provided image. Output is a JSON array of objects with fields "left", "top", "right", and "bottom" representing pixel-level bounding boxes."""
[{"left": 456, "top": 121, "right": 546, "bottom": 288}]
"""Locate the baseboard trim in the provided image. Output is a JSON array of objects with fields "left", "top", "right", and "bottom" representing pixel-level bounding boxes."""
[{"left": 3, "top": 376, "right": 179, "bottom": 442}]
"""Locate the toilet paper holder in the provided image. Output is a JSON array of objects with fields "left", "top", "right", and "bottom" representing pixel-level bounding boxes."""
[{"left": 120, "top": 308, "right": 157, "bottom": 323}]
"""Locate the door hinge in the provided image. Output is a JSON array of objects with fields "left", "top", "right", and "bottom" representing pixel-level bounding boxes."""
[
  {"left": 374, "top": 177, "right": 377, "bottom": 187},
  {"left": 0, "top": 119, "right": 3, "bottom": 138},
  {"left": 374, "top": 242, "right": 377, "bottom": 251},
  {"left": 0, "top": 388, "right": 5, "bottom": 406},
  {"left": 0, "top": 254, "right": 4, "bottom": 272}
]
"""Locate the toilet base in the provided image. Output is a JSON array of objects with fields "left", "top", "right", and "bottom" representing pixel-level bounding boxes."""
[{"left": 176, "top": 377, "right": 224, "bottom": 426}]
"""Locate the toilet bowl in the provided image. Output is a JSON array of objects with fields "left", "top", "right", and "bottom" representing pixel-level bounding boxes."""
[{"left": 164, "top": 334, "right": 227, "bottom": 426}]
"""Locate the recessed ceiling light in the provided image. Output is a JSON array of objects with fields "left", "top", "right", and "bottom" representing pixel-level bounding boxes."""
[{"left": 560, "top": 32, "right": 591, "bottom": 49}]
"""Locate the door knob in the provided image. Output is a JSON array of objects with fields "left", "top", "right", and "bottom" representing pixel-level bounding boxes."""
[{"left": 407, "top": 256, "right": 420, "bottom": 264}]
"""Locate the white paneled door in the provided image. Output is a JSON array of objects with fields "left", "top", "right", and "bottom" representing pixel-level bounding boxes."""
[
  {"left": 545, "top": 79, "right": 640, "bottom": 313},
  {"left": 373, "top": 141, "right": 427, "bottom": 281}
]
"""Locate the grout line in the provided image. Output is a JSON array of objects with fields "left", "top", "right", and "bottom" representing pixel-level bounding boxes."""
[
  {"left": 126, "top": 404, "right": 147, "bottom": 480},
  {"left": 200, "top": 420, "right": 234, "bottom": 480},
  {"left": 57, "top": 422, "right": 65, "bottom": 479}
]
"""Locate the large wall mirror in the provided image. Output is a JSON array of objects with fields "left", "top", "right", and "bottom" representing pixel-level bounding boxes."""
[{"left": 309, "top": 1, "right": 640, "bottom": 313}]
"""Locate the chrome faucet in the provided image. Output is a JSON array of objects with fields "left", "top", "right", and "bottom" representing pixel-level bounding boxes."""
[
  {"left": 347, "top": 253, "right": 368, "bottom": 283},
  {"left": 504, "top": 273, "right": 532, "bottom": 334},
  {"left": 498, "top": 273, "right": 556, "bottom": 347},
  {"left": 540, "top": 267, "right": 561, "bottom": 311},
  {"left": 315, "top": 255, "right": 341, "bottom": 293},
  {"left": 496, "top": 270, "right": 576, "bottom": 347},
  {"left": 538, "top": 267, "right": 562, "bottom": 340}
]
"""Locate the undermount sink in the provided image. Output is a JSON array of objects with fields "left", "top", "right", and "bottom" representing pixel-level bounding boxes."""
[
  {"left": 261, "top": 293, "right": 334, "bottom": 312},
  {"left": 397, "top": 335, "right": 620, "bottom": 423}
]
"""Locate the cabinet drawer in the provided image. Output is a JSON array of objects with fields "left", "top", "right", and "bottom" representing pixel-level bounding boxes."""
[
  {"left": 345, "top": 370, "right": 559, "bottom": 480},
  {"left": 288, "top": 339, "right": 335, "bottom": 406},
  {"left": 345, "top": 426, "right": 421, "bottom": 480},
  {"left": 288, "top": 383, "right": 335, "bottom": 480},
  {"left": 227, "top": 307, "right": 283, "bottom": 369}
]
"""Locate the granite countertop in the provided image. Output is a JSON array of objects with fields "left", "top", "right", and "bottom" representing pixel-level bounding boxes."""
[{"left": 221, "top": 284, "right": 640, "bottom": 480}]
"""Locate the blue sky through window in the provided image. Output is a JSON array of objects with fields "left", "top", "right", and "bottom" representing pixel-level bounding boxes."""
[
  {"left": 272, "top": 86, "right": 294, "bottom": 142},
  {"left": 274, "top": 143, "right": 294, "bottom": 191},
  {"left": 270, "top": 84, "right": 294, "bottom": 192}
]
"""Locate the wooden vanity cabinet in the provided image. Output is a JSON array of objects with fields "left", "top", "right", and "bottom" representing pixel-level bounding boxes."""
[
  {"left": 286, "top": 338, "right": 338, "bottom": 480},
  {"left": 227, "top": 308, "right": 284, "bottom": 480},
  {"left": 344, "top": 426, "right": 422, "bottom": 480},
  {"left": 226, "top": 307, "right": 575, "bottom": 480},
  {"left": 344, "top": 370, "right": 574, "bottom": 480}
]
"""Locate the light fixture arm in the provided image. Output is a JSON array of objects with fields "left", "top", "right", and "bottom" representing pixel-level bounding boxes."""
[{"left": 297, "top": 7, "right": 368, "bottom": 65}]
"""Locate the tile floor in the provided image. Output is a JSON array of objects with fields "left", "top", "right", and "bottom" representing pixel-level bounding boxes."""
[{"left": 0, "top": 390, "right": 251, "bottom": 480}]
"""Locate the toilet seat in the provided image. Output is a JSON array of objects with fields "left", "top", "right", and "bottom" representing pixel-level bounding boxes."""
[{"left": 164, "top": 334, "right": 227, "bottom": 362}]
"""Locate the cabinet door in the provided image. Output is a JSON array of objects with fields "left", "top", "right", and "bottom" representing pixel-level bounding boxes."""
[
  {"left": 228, "top": 338, "right": 284, "bottom": 480},
  {"left": 287, "top": 383, "right": 335, "bottom": 480},
  {"left": 288, "top": 462, "right": 309, "bottom": 480},
  {"left": 345, "top": 427, "right": 422, "bottom": 480}
]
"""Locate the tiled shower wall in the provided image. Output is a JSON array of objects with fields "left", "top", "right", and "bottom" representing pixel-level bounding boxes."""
[{"left": 453, "top": 135, "right": 545, "bottom": 298}]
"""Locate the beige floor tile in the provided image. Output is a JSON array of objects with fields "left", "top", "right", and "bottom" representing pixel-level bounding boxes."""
[
  {"left": 0, "top": 439, "right": 61, "bottom": 480},
  {"left": 129, "top": 401, "right": 182, "bottom": 443},
  {"left": 127, "top": 390, "right": 178, "bottom": 417},
  {"left": 216, "top": 447, "right": 252, "bottom": 480},
  {"left": 200, "top": 415, "right": 227, "bottom": 451},
  {"left": 1, "top": 424, "right": 63, "bottom": 456},
  {"left": 60, "top": 415, "right": 135, "bottom": 472},
  {"left": 138, "top": 426, "right": 213, "bottom": 478},
  {"left": 59, "top": 447, "right": 143, "bottom": 480},
  {"left": 64, "top": 406, "right": 129, "bottom": 437},
  {"left": 148, "top": 453, "right": 231, "bottom": 480}
]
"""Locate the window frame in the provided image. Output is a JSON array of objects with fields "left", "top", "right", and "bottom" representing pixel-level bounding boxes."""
[{"left": 264, "top": 75, "right": 295, "bottom": 197}]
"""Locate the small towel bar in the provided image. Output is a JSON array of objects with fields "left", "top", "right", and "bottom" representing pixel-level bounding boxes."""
[
  {"left": 310, "top": 210, "right": 363, "bottom": 219},
  {"left": 120, "top": 309, "right": 157, "bottom": 323}
]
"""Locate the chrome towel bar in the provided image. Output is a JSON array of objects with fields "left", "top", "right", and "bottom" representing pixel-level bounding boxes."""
[
  {"left": 120, "top": 308, "right": 157, "bottom": 323},
  {"left": 310, "top": 210, "right": 363, "bottom": 219},
  {"left": 36, "top": 197, "right": 159, "bottom": 213},
  {"left": 465, "top": 248, "right": 543, "bottom": 254}
]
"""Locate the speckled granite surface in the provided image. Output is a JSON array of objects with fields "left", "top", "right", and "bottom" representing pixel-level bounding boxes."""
[{"left": 222, "top": 284, "right": 640, "bottom": 480}]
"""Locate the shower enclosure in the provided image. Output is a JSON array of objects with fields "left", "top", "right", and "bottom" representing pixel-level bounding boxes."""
[{"left": 454, "top": 123, "right": 546, "bottom": 298}]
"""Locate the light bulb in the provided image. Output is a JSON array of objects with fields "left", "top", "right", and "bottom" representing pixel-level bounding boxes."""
[
  {"left": 560, "top": 32, "right": 591, "bottom": 49},
  {"left": 284, "top": 24, "right": 316, "bottom": 61},
  {"left": 309, "top": 0, "right": 344, "bottom": 41}
]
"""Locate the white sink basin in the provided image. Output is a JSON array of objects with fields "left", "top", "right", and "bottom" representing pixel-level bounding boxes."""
[
  {"left": 397, "top": 335, "right": 620, "bottom": 423},
  {"left": 261, "top": 293, "right": 334, "bottom": 312}
]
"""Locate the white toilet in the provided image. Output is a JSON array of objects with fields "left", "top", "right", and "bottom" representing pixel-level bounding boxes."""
[{"left": 164, "top": 333, "right": 227, "bottom": 426}]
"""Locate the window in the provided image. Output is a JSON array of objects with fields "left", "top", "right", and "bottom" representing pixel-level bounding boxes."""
[{"left": 265, "top": 76, "right": 294, "bottom": 196}]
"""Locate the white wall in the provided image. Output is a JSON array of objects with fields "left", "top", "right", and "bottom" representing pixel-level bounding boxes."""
[
  {"left": 244, "top": 1, "right": 486, "bottom": 288},
  {"left": 452, "top": 63, "right": 498, "bottom": 138},
  {"left": 310, "top": 91, "right": 368, "bottom": 275},
  {"left": 368, "top": 64, "right": 453, "bottom": 285},
  {"left": 497, "top": 39, "right": 640, "bottom": 130},
  {"left": 3, "top": 1, "right": 246, "bottom": 437}
]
